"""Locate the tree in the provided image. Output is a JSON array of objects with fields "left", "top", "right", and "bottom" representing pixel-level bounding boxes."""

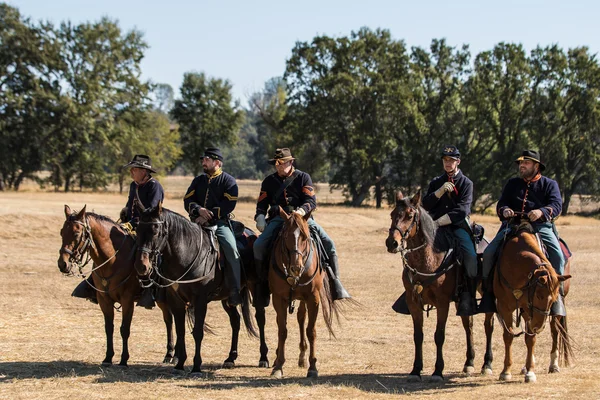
[
  {"left": 152, "top": 83, "right": 174, "bottom": 115},
  {"left": 285, "top": 28, "right": 412, "bottom": 207},
  {"left": 170, "top": 72, "right": 244, "bottom": 176}
]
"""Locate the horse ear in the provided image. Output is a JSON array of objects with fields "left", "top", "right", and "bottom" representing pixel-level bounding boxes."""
[
  {"left": 410, "top": 190, "right": 422, "bottom": 207},
  {"left": 64, "top": 205, "right": 72, "bottom": 219},
  {"left": 76, "top": 205, "right": 86, "bottom": 220},
  {"left": 279, "top": 207, "right": 289, "bottom": 219},
  {"left": 396, "top": 191, "right": 403, "bottom": 202},
  {"left": 558, "top": 274, "right": 572, "bottom": 282}
]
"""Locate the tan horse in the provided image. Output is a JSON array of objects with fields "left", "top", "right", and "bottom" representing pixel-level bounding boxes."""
[
  {"left": 58, "top": 205, "right": 175, "bottom": 366},
  {"left": 268, "top": 208, "right": 338, "bottom": 378},
  {"left": 494, "top": 220, "right": 572, "bottom": 383},
  {"left": 386, "top": 191, "right": 495, "bottom": 381}
]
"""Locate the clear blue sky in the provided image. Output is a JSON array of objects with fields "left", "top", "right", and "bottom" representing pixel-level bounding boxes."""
[{"left": 10, "top": 0, "right": 599, "bottom": 106}]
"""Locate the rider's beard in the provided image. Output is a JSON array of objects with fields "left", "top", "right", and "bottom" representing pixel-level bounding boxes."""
[{"left": 519, "top": 166, "right": 537, "bottom": 180}]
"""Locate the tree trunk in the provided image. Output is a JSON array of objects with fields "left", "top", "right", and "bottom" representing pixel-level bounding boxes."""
[
  {"left": 375, "top": 180, "right": 383, "bottom": 209},
  {"left": 64, "top": 174, "right": 72, "bottom": 193},
  {"left": 562, "top": 189, "right": 572, "bottom": 216}
]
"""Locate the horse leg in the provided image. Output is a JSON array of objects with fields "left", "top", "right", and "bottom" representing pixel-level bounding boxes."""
[
  {"left": 255, "top": 305, "right": 269, "bottom": 368},
  {"left": 221, "top": 300, "right": 240, "bottom": 369},
  {"left": 271, "top": 294, "right": 288, "bottom": 378},
  {"left": 118, "top": 300, "right": 134, "bottom": 367},
  {"left": 432, "top": 301, "right": 450, "bottom": 381},
  {"left": 171, "top": 304, "right": 187, "bottom": 373},
  {"left": 549, "top": 316, "right": 560, "bottom": 373},
  {"left": 157, "top": 300, "right": 176, "bottom": 364},
  {"left": 499, "top": 308, "right": 514, "bottom": 380},
  {"left": 524, "top": 331, "right": 537, "bottom": 383},
  {"left": 191, "top": 298, "right": 208, "bottom": 375},
  {"left": 98, "top": 297, "right": 115, "bottom": 366},
  {"left": 297, "top": 301, "right": 307, "bottom": 368},
  {"left": 305, "top": 296, "right": 320, "bottom": 379},
  {"left": 481, "top": 312, "right": 494, "bottom": 375},
  {"left": 408, "top": 301, "right": 424, "bottom": 381},
  {"left": 461, "top": 315, "right": 475, "bottom": 374}
]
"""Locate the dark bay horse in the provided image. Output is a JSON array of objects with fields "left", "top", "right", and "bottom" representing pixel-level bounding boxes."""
[
  {"left": 58, "top": 205, "right": 175, "bottom": 366},
  {"left": 494, "top": 219, "right": 572, "bottom": 383},
  {"left": 269, "top": 208, "right": 338, "bottom": 379},
  {"left": 134, "top": 203, "right": 267, "bottom": 374},
  {"left": 385, "top": 191, "right": 495, "bottom": 381}
]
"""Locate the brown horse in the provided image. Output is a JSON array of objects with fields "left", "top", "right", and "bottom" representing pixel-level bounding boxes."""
[
  {"left": 269, "top": 208, "right": 337, "bottom": 379},
  {"left": 494, "top": 219, "right": 572, "bottom": 383},
  {"left": 58, "top": 205, "right": 175, "bottom": 367},
  {"left": 385, "top": 191, "right": 495, "bottom": 381}
]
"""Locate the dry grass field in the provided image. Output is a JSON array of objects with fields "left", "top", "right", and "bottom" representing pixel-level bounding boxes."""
[{"left": 1, "top": 179, "right": 599, "bottom": 399}]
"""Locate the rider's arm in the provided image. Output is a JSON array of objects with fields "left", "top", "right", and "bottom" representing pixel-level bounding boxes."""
[
  {"left": 446, "top": 178, "right": 473, "bottom": 223},
  {"left": 145, "top": 180, "right": 164, "bottom": 210},
  {"left": 255, "top": 177, "right": 270, "bottom": 220},
  {"left": 298, "top": 172, "right": 317, "bottom": 215},
  {"left": 496, "top": 179, "right": 514, "bottom": 221},
  {"left": 540, "top": 179, "right": 562, "bottom": 222},
  {"left": 183, "top": 176, "right": 201, "bottom": 213},
  {"left": 212, "top": 174, "right": 238, "bottom": 219},
  {"left": 125, "top": 181, "right": 136, "bottom": 221}
]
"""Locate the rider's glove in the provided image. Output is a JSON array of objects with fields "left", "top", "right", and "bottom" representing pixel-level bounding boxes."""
[
  {"left": 435, "top": 214, "right": 452, "bottom": 227},
  {"left": 434, "top": 182, "right": 455, "bottom": 198},
  {"left": 256, "top": 214, "right": 266, "bottom": 232}
]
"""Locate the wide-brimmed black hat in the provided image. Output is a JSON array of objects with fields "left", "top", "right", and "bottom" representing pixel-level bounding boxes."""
[
  {"left": 515, "top": 150, "right": 546, "bottom": 171},
  {"left": 204, "top": 147, "right": 223, "bottom": 161},
  {"left": 268, "top": 148, "right": 295, "bottom": 165},
  {"left": 122, "top": 154, "right": 157, "bottom": 173},
  {"left": 441, "top": 145, "right": 460, "bottom": 160}
]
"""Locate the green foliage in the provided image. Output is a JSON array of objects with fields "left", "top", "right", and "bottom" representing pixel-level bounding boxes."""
[{"left": 170, "top": 72, "right": 244, "bottom": 176}]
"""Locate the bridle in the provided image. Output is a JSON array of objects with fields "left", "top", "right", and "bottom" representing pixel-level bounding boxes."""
[{"left": 60, "top": 216, "right": 96, "bottom": 273}]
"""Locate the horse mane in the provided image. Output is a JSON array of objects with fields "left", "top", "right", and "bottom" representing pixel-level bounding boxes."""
[
  {"left": 86, "top": 212, "right": 117, "bottom": 225},
  {"left": 521, "top": 231, "right": 560, "bottom": 293},
  {"left": 160, "top": 208, "right": 202, "bottom": 238},
  {"left": 417, "top": 206, "right": 437, "bottom": 247},
  {"left": 289, "top": 212, "right": 310, "bottom": 238}
]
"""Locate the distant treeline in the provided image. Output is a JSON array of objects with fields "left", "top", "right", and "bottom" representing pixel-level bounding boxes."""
[{"left": 2, "top": 4, "right": 599, "bottom": 214}]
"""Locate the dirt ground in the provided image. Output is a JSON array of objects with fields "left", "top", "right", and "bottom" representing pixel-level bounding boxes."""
[{"left": 1, "top": 185, "right": 599, "bottom": 399}]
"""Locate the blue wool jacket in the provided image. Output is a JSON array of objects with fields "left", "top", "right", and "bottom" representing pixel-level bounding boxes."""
[
  {"left": 496, "top": 174, "right": 562, "bottom": 223},
  {"left": 422, "top": 170, "right": 473, "bottom": 224},
  {"left": 183, "top": 169, "right": 238, "bottom": 220},
  {"left": 125, "top": 177, "right": 164, "bottom": 223},
  {"left": 255, "top": 169, "right": 317, "bottom": 219}
]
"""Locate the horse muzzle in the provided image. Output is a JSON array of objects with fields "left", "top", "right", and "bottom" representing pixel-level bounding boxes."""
[
  {"left": 386, "top": 237, "right": 400, "bottom": 253},
  {"left": 57, "top": 255, "right": 73, "bottom": 275},
  {"left": 134, "top": 251, "right": 153, "bottom": 277}
]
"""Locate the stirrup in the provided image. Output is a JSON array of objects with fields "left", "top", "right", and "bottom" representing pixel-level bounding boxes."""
[
  {"left": 550, "top": 295, "right": 566, "bottom": 317},
  {"left": 331, "top": 279, "right": 351, "bottom": 301},
  {"left": 477, "top": 291, "right": 497, "bottom": 314},
  {"left": 456, "top": 292, "right": 477, "bottom": 316},
  {"left": 392, "top": 292, "right": 410, "bottom": 315},
  {"left": 137, "top": 288, "right": 155, "bottom": 309},
  {"left": 227, "top": 291, "right": 242, "bottom": 307}
]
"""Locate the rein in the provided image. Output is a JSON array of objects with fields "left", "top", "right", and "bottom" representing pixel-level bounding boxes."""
[{"left": 137, "top": 219, "right": 214, "bottom": 287}]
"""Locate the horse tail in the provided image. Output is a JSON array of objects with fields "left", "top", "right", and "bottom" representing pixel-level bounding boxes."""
[
  {"left": 319, "top": 275, "right": 338, "bottom": 339},
  {"left": 240, "top": 286, "right": 258, "bottom": 338},
  {"left": 185, "top": 305, "right": 216, "bottom": 335},
  {"left": 556, "top": 315, "right": 575, "bottom": 367}
]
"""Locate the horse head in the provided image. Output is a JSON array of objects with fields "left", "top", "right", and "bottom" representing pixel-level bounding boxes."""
[
  {"left": 386, "top": 190, "right": 422, "bottom": 253},
  {"left": 278, "top": 207, "right": 312, "bottom": 283},
  {"left": 58, "top": 204, "right": 88, "bottom": 274},
  {"left": 134, "top": 202, "right": 166, "bottom": 277}
]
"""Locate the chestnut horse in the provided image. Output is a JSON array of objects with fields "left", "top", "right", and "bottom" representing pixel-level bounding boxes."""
[
  {"left": 494, "top": 218, "right": 572, "bottom": 383},
  {"left": 269, "top": 208, "right": 338, "bottom": 379},
  {"left": 58, "top": 205, "right": 175, "bottom": 366},
  {"left": 386, "top": 191, "right": 495, "bottom": 381}
]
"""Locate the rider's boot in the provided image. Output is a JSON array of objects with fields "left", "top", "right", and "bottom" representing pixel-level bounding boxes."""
[
  {"left": 226, "top": 261, "right": 243, "bottom": 307},
  {"left": 550, "top": 282, "right": 566, "bottom": 317},
  {"left": 137, "top": 281, "right": 156, "bottom": 309},
  {"left": 456, "top": 277, "right": 478, "bottom": 316},
  {"left": 477, "top": 274, "right": 497, "bottom": 314},
  {"left": 72, "top": 275, "right": 98, "bottom": 304},
  {"left": 253, "top": 258, "right": 270, "bottom": 308},
  {"left": 327, "top": 254, "right": 351, "bottom": 300},
  {"left": 391, "top": 292, "right": 411, "bottom": 315}
]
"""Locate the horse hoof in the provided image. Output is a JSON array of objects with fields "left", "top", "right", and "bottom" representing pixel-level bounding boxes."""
[
  {"left": 481, "top": 367, "right": 493, "bottom": 376},
  {"left": 171, "top": 357, "right": 179, "bottom": 365},
  {"left": 172, "top": 368, "right": 186, "bottom": 376},
  {"left": 222, "top": 361, "right": 235, "bottom": 369},
  {"left": 463, "top": 365, "right": 475, "bottom": 375},
  {"left": 258, "top": 360, "right": 270, "bottom": 368},
  {"left": 430, "top": 374, "right": 444, "bottom": 383},
  {"left": 499, "top": 372, "right": 512, "bottom": 381},
  {"left": 520, "top": 366, "right": 527, "bottom": 375},
  {"left": 117, "top": 363, "right": 128, "bottom": 368},
  {"left": 162, "top": 356, "right": 173, "bottom": 364},
  {"left": 407, "top": 374, "right": 421, "bottom": 382},
  {"left": 101, "top": 362, "right": 112, "bottom": 367},
  {"left": 271, "top": 369, "right": 283, "bottom": 379},
  {"left": 549, "top": 365, "right": 560, "bottom": 373},
  {"left": 307, "top": 370, "right": 318, "bottom": 379},
  {"left": 524, "top": 372, "right": 537, "bottom": 383}
]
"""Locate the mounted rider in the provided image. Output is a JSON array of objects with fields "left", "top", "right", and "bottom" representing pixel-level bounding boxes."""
[
  {"left": 482, "top": 150, "right": 566, "bottom": 316},
  {"left": 72, "top": 154, "right": 164, "bottom": 309},
  {"left": 252, "top": 148, "right": 351, "bottom": 308},
  {"left": 183, "top": 147, "right": 242, "bottom": 307}
]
